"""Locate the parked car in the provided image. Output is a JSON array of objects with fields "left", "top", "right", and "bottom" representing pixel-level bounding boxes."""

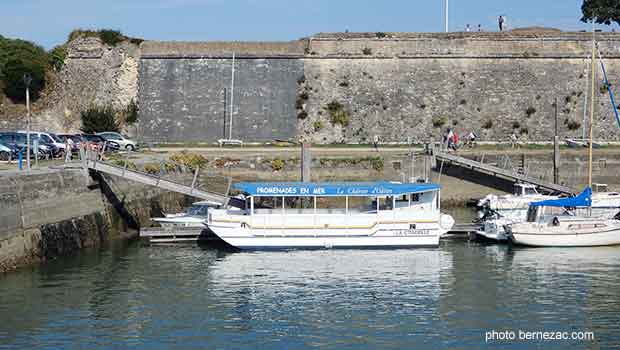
[
  {"left": 0, "top": 132, "right": 46, "bottom": 159},
  {"left": 17, "top": 131, "right": 66, "bottom": 157},
  {"left": 96, "top": 132, "right": 138, "bottom": 151},
  {"left": 55, "top": 133, "right": 83, "bottom": 153},
  {"left": 81, "top": 134, "right": 120, "bottom": 152},
  {"left": 0, "top": 143, "right": 13, "bottom": 161}
]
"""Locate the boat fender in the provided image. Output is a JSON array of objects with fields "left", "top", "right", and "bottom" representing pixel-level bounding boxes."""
[
  {"left": 440, "top": 214, "right": 455, "bottom": 230},
  {"left": 552, "top": 217, "right": 560, "bottom": 226}
]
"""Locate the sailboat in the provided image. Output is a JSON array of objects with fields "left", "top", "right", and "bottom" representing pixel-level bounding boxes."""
[{"left": 507, "top": 28, "right": 620, "bottom": 247}]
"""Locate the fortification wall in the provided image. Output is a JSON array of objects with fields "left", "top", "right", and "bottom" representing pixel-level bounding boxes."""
[
  {"left": 0, "top": 169, "right": 190, "bottom": 273},
  {"left": 137, "top": 32, "right": 620, "bottom": 143}
]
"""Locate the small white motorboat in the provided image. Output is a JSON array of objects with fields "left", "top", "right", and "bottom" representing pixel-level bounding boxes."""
[
  {"left": 477, "top": 184, "right": 557, "bottom": 221},
  {"left": 204, "top": 181, "right": 455, "bottom": 250},
  {"left": 151, "top": 200, "right": 222, "bottom": 228},
  {"left": 507, "top": 187, "right": 620, "bottom": 247}
]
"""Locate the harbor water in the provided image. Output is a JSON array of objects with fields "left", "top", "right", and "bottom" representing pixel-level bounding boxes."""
[{"left": 1, "top": 236, "right": 620, "bottom": 349}]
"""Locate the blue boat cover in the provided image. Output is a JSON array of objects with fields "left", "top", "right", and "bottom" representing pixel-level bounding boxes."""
[
  {"left": 233, "top": 182, "right": 440, "bottom": 197},
  {"left": 530, "top": 187, "right": 592, "bottom": 208}
]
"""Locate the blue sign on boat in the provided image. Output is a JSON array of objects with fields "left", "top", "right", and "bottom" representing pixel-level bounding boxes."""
[{"left": 233, "top": 182, "right": 441, "bottom": 197}]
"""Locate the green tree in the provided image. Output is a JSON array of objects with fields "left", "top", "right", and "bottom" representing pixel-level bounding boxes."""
[
  {"left": 0, "top": 37, "right": 48, "bottom": 102},
  {"left": 81, "top": 106, "right": 119, "bottom": 133},
  {"left": 581, "top": 0, "right": 620, "bottom": 25},
  {"left": 2, "top": 58, "right": 46, "bottom": 102},
  {"left": 48, "top": 45, "right": 67, "bottom": 71}
]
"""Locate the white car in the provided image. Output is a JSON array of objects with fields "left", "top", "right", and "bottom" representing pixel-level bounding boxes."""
[
  {"left": 17, "top": 131, "right": 66, "bottom": 156},
  {"left": 96, "top": 132, "right": 138, "bottom": 151}
]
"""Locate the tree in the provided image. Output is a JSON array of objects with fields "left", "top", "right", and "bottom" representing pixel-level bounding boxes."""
[
  {"left": 81, "top": 106, "right": 119, "bottom": 133},
  {"left": 2, "top": 58, "right": 46, "bottom": 102},
  {"left": 0, "top": 37, "right": 48, "bottom": 102},
  {"left": 581, "top": 0, "right": 620, "bottom": 26}
]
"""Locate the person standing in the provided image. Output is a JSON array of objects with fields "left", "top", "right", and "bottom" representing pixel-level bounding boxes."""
[
  {"left": 466, "top": 24, "right": 471, "bottom": 32},
  {"left": 64, "top": 137, "right": 74, "bottom": 162},
  {"left": 373, "top": 135, "right": 379, "bottom": 151},
  {"left": 499, "top": 15, "right": 505, "bottom": 32}
]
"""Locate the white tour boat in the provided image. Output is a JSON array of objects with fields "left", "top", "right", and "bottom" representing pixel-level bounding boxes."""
[
  {"left": 151, "top": 200, "right": 222, "bottom": 228},
  {"left": 204, "top": 182, "right": 455, "bottom": 250},
  {"left": 507, "top": 187, "right": 620, "bottom": 247}
]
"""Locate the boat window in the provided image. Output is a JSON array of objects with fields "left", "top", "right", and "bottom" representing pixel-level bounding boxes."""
[
  {"left": 410, "top": 193, "right": 420, "bottom": 202},
  {"left": 348, "top": 197, "right": 376, "bottom": 213},
  {"left": 524, "top": 187, "right": 537, "bottom": 195},
  {"left": 526, "top": 206, "right": 538, "bottom": 222},
  {"left": 283, "top": 197, "right": 314, "bottom": 212},
  {"left": 187, "top": 205, "right": 209, "bottom": 216},
  {"left": 315, "top": 197, "right": 346, "bottom": 214},
  {"left": 378, "top": 196, "right": 393, "bottom": 211}
]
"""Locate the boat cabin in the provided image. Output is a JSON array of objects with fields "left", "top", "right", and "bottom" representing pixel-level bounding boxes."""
[
  {"left": 228, "top": 182, "right": 441, "bottom": 217},
  {"left": 514, "top": 183, "right": 538, "bottom": 196}
]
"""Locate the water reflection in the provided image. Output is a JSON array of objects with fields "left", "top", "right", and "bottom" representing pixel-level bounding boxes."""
[{"left": 1, "top": 240, "right": 620, "bottom": 349}]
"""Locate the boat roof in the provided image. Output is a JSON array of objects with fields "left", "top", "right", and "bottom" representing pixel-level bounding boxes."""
[
  {"left": 191, "top": 200, "right": 221, "bottom": 206},
  {"left": 233, "top": 182, "right": 440, "bottom": 197},
  {"left": 531, "top": 187, "right": 592, "bottom": 208}
]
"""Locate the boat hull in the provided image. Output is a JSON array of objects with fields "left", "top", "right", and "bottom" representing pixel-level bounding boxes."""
[
  {"left": 206, "top": 223, "right": 447, "bottom": 250},
  {"left": 209, "top": 235, "right": 440, "bottom": 250},
  {"left": 510, "top": 228, "right": 620, "bottom": 247}
]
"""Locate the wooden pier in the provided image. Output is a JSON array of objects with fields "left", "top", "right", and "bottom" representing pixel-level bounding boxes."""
[{"left": 140, "top": 227, "right": 215, "bottom": 244}]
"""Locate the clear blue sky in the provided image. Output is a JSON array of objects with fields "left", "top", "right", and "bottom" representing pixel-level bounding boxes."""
[{"left": 1, "top": 0, "right": 617, "bottom": 49}]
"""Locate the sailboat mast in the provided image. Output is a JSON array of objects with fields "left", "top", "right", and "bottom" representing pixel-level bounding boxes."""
[{"left": 588, "top": 27, "right": 595, "bottom": 187}]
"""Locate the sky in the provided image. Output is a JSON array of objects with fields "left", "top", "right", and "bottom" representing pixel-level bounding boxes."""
[{"left": 1, "top": 0, "right": 618, "bottom": 49}]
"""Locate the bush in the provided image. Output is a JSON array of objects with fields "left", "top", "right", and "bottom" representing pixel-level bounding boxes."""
[
  {"left": 376, "top": 32, "right": 388, "bottom": 38},
  {"left": 297, "top": 111, "right": 308, "bottom": 119},
  {"left": 482, "top": 120, "right": 493, "bottom": 129},
  {"left": 68, "top": 29, "right": 142, "bottom": 47},
  {"left": 125, "top": 99, "right": 139, "bottom": 125},
  {"left": 169, "top": 151, "right": 208, "bottom": 171},
  {"left": 270, "top": 158, "right": 285, "bottom": 171},
  {"left": 567, "top": 120, "right": 581, "bottom": 131},
  {"left": 369, "top": 156, "right": 384, "bottom": 171},
  {"left": 313, "top": 120, "right": 324, "bottom": 131},
  {"left": 80, "top": 105, "right": 119, "bottom": 133},
  {"left": 432, "top": 116, "right": 448, "bottom": 128},
  {"left": 519, "top": 127, "right": 529, "bottom": 135},
  {"left": 326, "top": 101, "right": 350, "bottom": 127},
  {"left": 144, "top": 163, "right": 161, "bottom": 174},
  {"left": 525, "top": 106, "right": 536, "bottom": 117},
  {"left": 362, "top": 47, "right": 372, "bottom": 55},
  {"left": 512, "top": 121, "right": 520, "bottom": 129}
]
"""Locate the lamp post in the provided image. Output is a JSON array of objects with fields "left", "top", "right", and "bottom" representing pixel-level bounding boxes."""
[
  {"left": 23, "top": 73, "right": 32, "bottom": 172},
  {"left": 444, "top": 0, "right": 449, "bottom": 32}
]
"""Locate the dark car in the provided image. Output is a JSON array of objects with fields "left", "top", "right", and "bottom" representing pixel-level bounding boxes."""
[
  {"left": 81, "top": 134, "right": 120, "bottom": 152},
  {"left": 55, "top": 133, "right": 83, "bottom": 153},
  {"left": 0, "top": 132, "right": 48, "bottom": 159}
]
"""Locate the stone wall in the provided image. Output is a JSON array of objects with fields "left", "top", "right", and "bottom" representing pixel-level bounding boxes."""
[
  {"left": 0, "top": 169, "right": 191, "bottom": 273},
  {"left": 5, "top": 31, "right": 620, "bottom": 143},
  {"left": 139, "top": 57, "right": 303, "bottom": 142},
  {"left": 0, "top": 36, "right": 141, "bottom": 133},
  {"left": 137, "top": 32, "right": 620, "bottom": 143}
]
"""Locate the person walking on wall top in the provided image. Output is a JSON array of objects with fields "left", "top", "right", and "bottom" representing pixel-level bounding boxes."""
[{"left": 499, "top": 15, "right": 505, "bottom": 31}]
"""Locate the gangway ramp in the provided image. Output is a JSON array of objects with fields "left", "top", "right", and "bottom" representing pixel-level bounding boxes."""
[
  {"left": 433, "top": 150, "right": 573, "bottom": 195},
  {"left": 84, "top": 158, "right": 230, "bottom": 205}
]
